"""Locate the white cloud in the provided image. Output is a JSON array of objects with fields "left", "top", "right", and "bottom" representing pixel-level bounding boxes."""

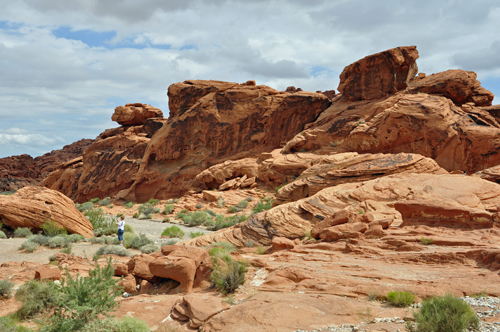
[
  {"left": 0, "top": 133, "right": 64, "bottom": 146},
  {"left": 0, "top": 0, "right": 499, "bottom": 158}
]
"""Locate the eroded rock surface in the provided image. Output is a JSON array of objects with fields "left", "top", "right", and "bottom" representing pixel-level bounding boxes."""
[
  {"left": 0, "top": 186, "right": 93, "bottom": 237},
  {"left": 111, "top": 103, "right": 163, "bottom": 126}
]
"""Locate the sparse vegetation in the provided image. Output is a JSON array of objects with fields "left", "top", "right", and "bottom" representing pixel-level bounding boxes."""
[
  {"left": 469, "top": 290, "right": 487, "bottom": 298},
  {"left": 164, "top": 239, "right": 179, "bottom": 245},
  {"left": 164, "top": 204, "right": 175, "bottom": 214},
  {"left": 256, "top": 246, "right": 266, "bottom": 255},
  {"left": 252, "top": 197, "right": 273, "bottom": 214},
  {"left": 0, "top": 231, "right": 6, "bottom": 239},
  {"left": 187, "top": 211, "right": 209, "bottom": 226},
  {"left": 48, "top": 235, "right": 71, "bottom": 248},
  {"left": 211, "top": 241, "right": 236, "bottom": 252},
  {"left": 139, "top": 243, "right": 159, "bottom": 254},
  {"left": 42, "top": 219, "right": 67, "bottom": 237},
  {"left": 162, "top": 217, "right": 170, "bottom": 223},
  {"left": 275, "top": 184, "right": 286, "bottom": 193},
  {"left": 406, "top": 294, "right": 479, "bottom": 332},
  {"left": 245, "top": 196, "right": 253, "bottom": 202},
  {"left": 217, "top": 196, "right": 225, "bottom": 208},
  {"left": 195, "top": 203, "right": 203, "bottom": 209},
  {"left": 166, "top": 198, "right": 179, "bottom": 204},
  {"left": 19, "top": 240, "right": 38, "bottom": 252},
  {"left": 14, "top": 227, "right": 32, "bottom": 238},
  {"left": 15, "top": 280, "right": 58, "bottom": 319},
  {"left": 386, "top": 291, "right": 416, "bottom": 307},
  {"left": 76, "top": 202, "right": 94, "bottom": 212},
  {"left": 90, "top": 198, "right": 100, "bottom": 203},
  {"left": 138, "top": 202, "right": 160, "bottom": 216},
  {"left": 367, "top": 291, "right": 379, "bottom": 301},
  {"left": 0, "top": 279, "right": 14, "bottom": 299},
  {"left": 80, "top": 316, "right": 150, "bottom": 332},
  {"left": 98, "top": 197, "right": 111, "bottom": 206},
  {"left": 237, "top": 200, "right": 249, "bottom": 209},
  {"left": 356, "top": 307, "right": 374, "bottom": 324},
  {"left": 95, "top": 245, "right": 130, "bottom": 257},
  {"left": 420, "top": 237, "right": 433, "bottom": 245},
  {"left": 161, "top": 226, "right": 185, "bottom": 238},
  {"left": 90, "top": 236, "right": 115, "bottom": 245},
  {"left": 209, "top": 246, "right": 248, "bottom": 294},
  {"left": 84, "top": 208, "right": 112, "bottom": 235},
  {"left": 244, "top": 240, "right": 254, "bottom": 247},
  {"left": 190, "top": 231, "right": 204, "bottom": 238},
  {"left": 148, "top": 198, "right": 160, "bottom": 206},
  {"left": 124, "top": 201, "right": 135, "bottom": 209},
  {"left": 209, "top": 214, "right": 248, "bottom": 231},
  {"left": 60, "top": 245, "right": 73, "bottom": 254},
  {"left": 222, "top": 294, "right": 237, "bottom": 305},
  {"left": 127, "top": 233, "right": 154, "bottom": 249},
  {"left": 227, "top": 205, "right": 236, "bottom": 213}
]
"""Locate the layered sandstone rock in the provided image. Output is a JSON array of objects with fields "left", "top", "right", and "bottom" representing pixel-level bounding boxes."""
[
  {"left": 0, "top": 186, "right": 93, "bottom": 237},
  {"left": 183, "top": 173, "right": 500, "bottom": 247},
  {"left": 284, "top": 91, "right": 500, "bottom": 173},
  {"left": 338, "top": 46, "right": 419, "bottom": 101},
  {"left": 111, "top": 103, "right": 163, "bottom": 126}
]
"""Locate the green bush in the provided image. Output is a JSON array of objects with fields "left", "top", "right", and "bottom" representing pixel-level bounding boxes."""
[
  {"left": 98, "top": 197, "right": 111, "bottom": 206},
  {"left": 420, "top": 237, "right": 433, "bottom": 245},
  {"left": 95, "top": 245, "right": 130, "bottom": 257},
  {"left": 132, "top": 213, "right": 139, "bottom": 218},
  {"left": 210, "top": 255, "right": 248, "bottom": 294},
  {"left": 407, "top": 294, "right": 479, "bottom": 332},
  {"left": 212, "top": 241, "right": 237, "bottom": 252},
  {"left": 84, "top": 208, "right": 112, "bottom": 232},
  {"left": 164, "top": 204, "right": 175, "bottom": 214},
  {"left": 48, "top": 235, "right": 71, "bottom": 248},
  {"left": 128, "top": 233, "right": 154, "bottom": 249},
  {"left": 14, "top": 227, "right": 32, "bottom": 238},
  {"left": 205, "top": 209, "right": 216, "bottom": 216},
  {"left": 244, "top": 240, "right": 254, "bottom": 247},
  {"left": 90, "top": 236, "right": 115, "bottom": 245},
  {"left": 175, "top": 212, "right": 187, "bottom": 220},
  {"left": 42, "top": 219, "right": 67, "bottom": 237},
  {"left": 139, "top": 243, "right": 159, "bottom": 254},
  {"left": 80, "top": 316, "right": 150, "bottom": 332},
  {"left": 124, "top": 201, "right": 135, "bottom": 209},
  {"left": 256, "top": 246, "right": 266, "bottom": 255},
  {"left": 0, "top": 315, "right": 32, "bottom": 332},
  {"left": 227, "top": 205, "right": 236, "bottom": 213},
  {"left": 148, "top": 198, "right": 159, "bottom": 206},
  {"left": 77, "top": 202, "right": 94, "bottom": 212},
  {"left": 217, "top": 197, "right": 225, "bottom": 208},
  {"left": 166, "top": 198, "right": 179, "bottom": 204},
  {"left": 245, "top": 196, "right": 253, "bottom": 202},
  {"left": 60, "top": 245, "right": 72, "bottom": 254},
  {"left": 196, "top": 203, "right": 203, "bottom": 209},
  {"left": 190, "top": 231, "right": 204, "bottom": 238},
  {"left": 90, "top": 198, "right": 99, "bottom": 203},
  {"left": 162, "top": 226, "right": 185, "bottom": 238},
  {"left": 68, "top": 234, "right": 85, "bottom": 243},
  {"left": 237, "top": 200, "right": 249, "bottom": 209},
  {"left": 0, "top": 230, "right": 6, "bottom": 239},
  {"left": 0, "top": 279, "right": 14, "bottom": 298},
  {"left": 42, "top": 259, "right": 123, "bottom": 332},
  {"left": 138, "top": 203, "right": 159, "bottom": 216},
  {"left": 182, "top": 215, "right": 192, "bottom": 225},
  {"left": 28, "top": 234, "right": 50, "bottom": 246},
  {"left": 164, "top": 239, "right": 179, "bottom": 245},
  {"left": 188, "top": 211, "right": 209, "bottom": 226},
  {"left": 209, "top": 214, "right": 248, "bottom": 231},
  {"left": 162, "top": 217, "right": 170, "bottom": 223},
  {"left": 16, "top": 280, "right": 58, "bottom": 319},
  {"left": 252, "top": 197, "right": 273, "bottom": 214},
  {"left": 19, "top": 240, "right": 38, "bottom": 252},
  {"left": 386, "top": 291, "right": 416, "bottom": 307}
]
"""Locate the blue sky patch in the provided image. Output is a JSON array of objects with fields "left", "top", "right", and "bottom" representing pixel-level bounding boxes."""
[
  {"left": 53, "top": 26, "right": 116, "bottom": 47},
  {"left": 310, "top": 66, "right": 334, "bottom": 78},
  {"left": 482, "top": 77, "right": 500, "bottom": 103},
  {"left": 180, "top": 44, "right": 198, "bottom": 51}
]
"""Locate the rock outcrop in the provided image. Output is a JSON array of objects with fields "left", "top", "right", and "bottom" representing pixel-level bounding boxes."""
[
  {"left": 0, "top": 186, "right": 93, "bottom": 237},
  {"left": 111, "top": 103, "right": 163, "bottom": 126},
  {"left": 338, "top": 46, "right": 419, "bottom": 101}
]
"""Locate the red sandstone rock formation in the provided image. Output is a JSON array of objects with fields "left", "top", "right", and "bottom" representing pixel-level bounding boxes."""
[
  {"left": 111, "top": 103, "right": 163, "bottom": 126},
  {"left": 0, "top": 186, "right": 93, "bottom": 237}
]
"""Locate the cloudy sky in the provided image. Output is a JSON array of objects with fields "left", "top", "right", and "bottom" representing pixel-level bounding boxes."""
[{"left": 1, "top": 0, "right": 499, "bottom": 158}]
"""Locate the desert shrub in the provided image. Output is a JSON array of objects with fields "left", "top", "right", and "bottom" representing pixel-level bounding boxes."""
[
  {"left": 80, "top": 316, "right": 150, "bottom": 332},
  {"left": 124, "top": 201, "right": 135, "bottom": 209},
  {"left": 182, "top": 215, "right": 192, "bottom": 225},
  {"left": 0, "top": 231, "right": 6, "bottom": 239},
  {"left": 252, "top": 197, "right": 273, "bottom": 214},
  {"left": 210, "top": 255, "right": 248, "bottom": 294},
  {"left": 0, "top": 279, "right": 14, "bottom": 298},
  {"left": 95, "top": 245, "right": 130, "bottom": 257},
  {"left": 90, "top": 236, "right": 115, "bottom": 245},
  {"left": 420, "top": 237, "right": 433, "bottom": 245},
  {"left": 245, "top": 196, "right": 253, "bottom": 202},
  {"left": 14, "top": 227, "right": 32, "bottom": 238},
  {"left": 48, "top": 235, "right": 71, "bottom": 248},
  {"left": 42, "top": 219, "right": 67, "bottom": 237},
  {"left": 210, "top": 214, "right": 247, "bottom": 231},
  {"left": 164, "top": 239, "right": 179, "bottom": 245},
  {"left": 147, "top": 213, "right": 153, "bottom": 219},
  {"left": 77, "top": 202, "right": 94, "bottom": 212},
  {"left": 162, "top": 226, "right": 185, "bottom": 238},
  {"left": 212, "top": 241, "right": 236, "bottom": 252},
  {"left": 188, "top": 211, "right": 209, "bottom": 226},
  {"left": 98, "top": 197, "right": 111, "bottom": 206},
  {"left": 16, "top": 280, "right": 58, "bottom": 319},
  {"left": 190, "top": 231, "right": 204, "bottom": 238},
  {"left": 0, "top": 315, "right": 32, "bottom": 332},
  {"left": 386, "top": 291, "right": 416, "bottom": 307},
  {"left": 175, "top": 212, "right": 187, "bottom": 220},
  {"left": 42, "top": 259, "right": 123, "bottom": 332},
  {"left": 68, "top": 234, "right": 85, "bottom": 243},
  {"left": 0, "top": 222, "right": 3, "bottom": 228},
  {"left": 139, "top": 243, "right": 159, "bottom": 254},
  {"left": 138, "top": 202, "right": 159, "bottom": 216},
  {"left": 19, "top": 240, "right": 38, "bottom": 252},
  {"left": 162, "top": 217, "right": 170, "bottom": 223},
  {"left": 204, "top": 218, "right": 215, "bottom": 228},
  {"left": 60, "top": 245, "right": 72, "bottom": 254},
  {"left": 407, "top": 294, "right": 479, "bottom": 332},
  {"left": 124, "top": 224, "right": 134, "bottom": 233},
  {"left": 180, "top": 209, "right": 188, "bottom": 213},
  {"left": 148, "top": 198, "right": 160, "bottom": 206},
  {"left": 128, "top": 233, "right": 153, "bottom": 249},
  {"left": 275, "top": 184, "right": 286, "bottom": 193},
  {"left": 121, "top": 232, "right": 137, "bottom": 247},
  {"left": 195, "top": 203, "right": 203, "bottom": 209},
  {"left": 256, "top": 246, "right": 266, "bottom": 255},
  {"left": 90, "top": 198, "right": 99, "bottom": 203},
  {"left": 84, "top": 208, "right": 111, "bottom": 231},
  {"left": 164, "top": 204, "right": 175, "bottom": 215},
  {"left": 108, "top": 205, "right": 114, "bottom": 208},
  {"left": 217, "top": 197, "right": 225, "bottom": 208},
  {"left": 204, "top": 209, "right": 215, "bottom": 216},
  {"left": 244, "top": 240, "right": 254, "bottom": 247},
  {"left": 209, "top": 247, "right": 232, "bottom": 261},
  {"left": 133, "top": 213, "right": 139, "bottom": 218},
  {"left": 237, "top": 200, "right": 249, "bottom": 209},
  {"left": 166, "top": 198, "right": 179, "bottom": 204},
  {"left": 28, "top": 234, "right": 50, "bottom": 246},
  {"left": 227, "top": 205, "right": 236, "bottom": 213}
]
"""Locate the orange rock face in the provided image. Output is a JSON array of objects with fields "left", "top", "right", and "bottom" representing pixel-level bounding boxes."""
[
  {"left": 0, "top": 186, "right": 93, "bottom": 237},
  {"left": 111, "top": 103, "right": 163, "bottom": 126},
  {"left": 338, "top": 46, "right": 419, "bottom": 101}
]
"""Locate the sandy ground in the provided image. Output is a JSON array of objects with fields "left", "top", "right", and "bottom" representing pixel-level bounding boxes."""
[{"left": 0, "top": 216, "right": 212, "bottom": 265}]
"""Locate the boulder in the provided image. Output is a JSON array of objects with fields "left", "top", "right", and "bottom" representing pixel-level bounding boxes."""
[
  {"left": 172, "top": 294, "right": 230, "bottom": 328},
  {"left": 119, "top": 274, "right": 137, "bottom": 294},
  {"left": 194, "top": 158, "right": 259, "bottom": 190},
  {"left": 318, "top": 222, "right": 368, "bottom": 241},
  {"left": 0, "top": 186, "right": 93, "bottom": 237},
  {"left": 408, "top": 69, "right": 493, "bottom": 106},
  {"left": 271, "top": 237, "right": 295, "bottom": 251},
  {"left": 114, "top": 263, "right": 128, "bottom": 276},
  {"left": 161, "top": 245, "right": 210, "bottom": 267},
  {"left": 338, "top": 46, "right": 419, "bottom": 101},
  {"left": 111, "top": 103, "right": 163, "bottom": 126},
  {"left": 126, "top": 254, "right": 156, "bottom": 281},
  {"left": 149, "top": 256, "right": 197, "bottom": 293},
  {"left": 34, "top": 265, "right": 62, "bottom": 281},
  {"left": 311, "top": 210, "right": 351, "bottom": 239}
]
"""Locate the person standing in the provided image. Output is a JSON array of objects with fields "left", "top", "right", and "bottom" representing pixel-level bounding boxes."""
[{"left": 116, "top": 215, "right": 125, "bottom": 246}]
